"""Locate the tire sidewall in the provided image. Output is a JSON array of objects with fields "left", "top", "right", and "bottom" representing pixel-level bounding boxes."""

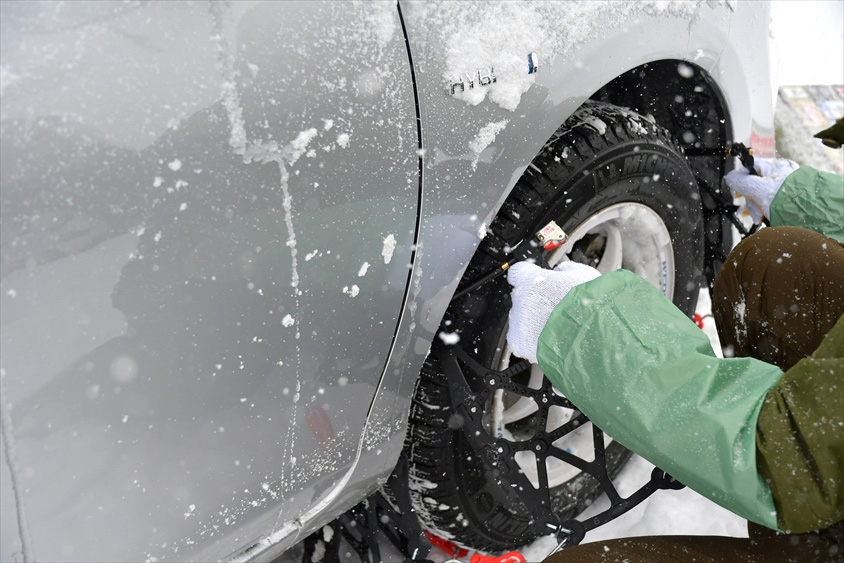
[
  {"left": 545, "top": 141, "right": 703, "bottom": 316},
  {"left": 472, "top": 139, "right": 703, "bottom": 361}
]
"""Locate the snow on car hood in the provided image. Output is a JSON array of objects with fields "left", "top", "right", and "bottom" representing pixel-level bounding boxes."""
[{"left": 406, "top": 0, "right": 706, "bottom": 111}]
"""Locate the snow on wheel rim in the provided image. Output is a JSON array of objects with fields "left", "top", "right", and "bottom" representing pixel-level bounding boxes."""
[{"left": 493, "top": 202, "right": 674, "bottom": 489}]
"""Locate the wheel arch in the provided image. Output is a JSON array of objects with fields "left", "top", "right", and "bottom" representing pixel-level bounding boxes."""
[
  {"left": 590, "top": 59, "right": 733, "bottom": 172},
  {"left": 590, "top": 60, "right": 735, "bottom": 286}
]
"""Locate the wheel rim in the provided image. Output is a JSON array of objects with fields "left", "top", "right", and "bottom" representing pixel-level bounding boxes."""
[{"left": 491, "top": 202, "right": 675, "bottom": 488}]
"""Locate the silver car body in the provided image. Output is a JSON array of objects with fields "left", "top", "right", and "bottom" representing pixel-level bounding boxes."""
[{"left": 0, "top": 1, "right": 773, "bottom": 561}]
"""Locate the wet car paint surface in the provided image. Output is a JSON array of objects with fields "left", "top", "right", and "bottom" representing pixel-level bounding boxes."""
[{"left": 1, "top": 2, "right": 417, "bottom": 560}]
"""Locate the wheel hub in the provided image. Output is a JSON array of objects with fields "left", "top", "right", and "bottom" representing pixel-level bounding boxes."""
[{"left": 493, "top": 202, "right": 675, "bottom": 488}]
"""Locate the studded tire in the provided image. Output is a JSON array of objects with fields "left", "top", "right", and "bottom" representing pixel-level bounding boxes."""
[{"left": 402, "top": 102, "right": 704, "bottom": 552}]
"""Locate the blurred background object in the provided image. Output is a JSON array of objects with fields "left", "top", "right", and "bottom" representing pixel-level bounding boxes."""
[{"left": 771, "top": 1, "right": 843, "bottom": 174}]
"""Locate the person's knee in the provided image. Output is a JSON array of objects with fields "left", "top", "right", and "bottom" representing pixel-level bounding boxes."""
[{"left": 713, "top": 226, "right": 844, "bottom": 369}]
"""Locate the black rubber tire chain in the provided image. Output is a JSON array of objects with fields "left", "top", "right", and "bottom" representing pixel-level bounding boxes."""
[{"left": 399, "top": 101, "right": 703, "bottom": 552}]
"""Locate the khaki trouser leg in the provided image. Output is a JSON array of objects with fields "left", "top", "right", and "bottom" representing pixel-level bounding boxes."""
[{"left": 541, "top": 531, "right": 842, "bottom": 562}]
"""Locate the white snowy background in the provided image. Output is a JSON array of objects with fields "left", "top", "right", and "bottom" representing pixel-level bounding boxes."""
[
  {"left": 771, "top": 0, "right": 843, "bottom": 86},
  {"left": 349, "top": 2, "right": 844, "bottom": 561}
]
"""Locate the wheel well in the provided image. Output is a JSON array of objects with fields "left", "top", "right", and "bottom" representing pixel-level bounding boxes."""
[{"left": 589, "top": 60, "right": 734, "bottom": 287}]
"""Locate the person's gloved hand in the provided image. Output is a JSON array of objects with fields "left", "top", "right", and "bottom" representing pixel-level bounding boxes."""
[
  {"left": 724, "top": 157, "right": 799, "bottom": 223},
  {"left": 506, "top": 260, "right": 601, "bottom": 363}
]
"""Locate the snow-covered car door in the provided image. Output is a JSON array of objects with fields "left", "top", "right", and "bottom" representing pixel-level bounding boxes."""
[{"left": 0, "top": 2, "right": 418, "bottom": 561}]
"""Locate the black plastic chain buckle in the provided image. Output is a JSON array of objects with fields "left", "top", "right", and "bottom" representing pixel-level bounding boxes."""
[{"left": 440, "top": 345, "right": 684, "bottom": 551}]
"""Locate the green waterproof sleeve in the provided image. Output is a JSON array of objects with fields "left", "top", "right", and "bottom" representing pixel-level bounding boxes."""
[
  {"left": 536, "top": 270, "right": 784, "bottom": 529},
  {"left": 770, "top": 166, "right": 844, "bottom": 243}
]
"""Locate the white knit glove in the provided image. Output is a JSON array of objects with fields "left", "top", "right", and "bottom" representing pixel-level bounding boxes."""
[
  {"left": 724, "top": 157, "right": 799, "bottom": 223},
  {"left": 506, "top": 261, "right": 601, "bottom": 364}
]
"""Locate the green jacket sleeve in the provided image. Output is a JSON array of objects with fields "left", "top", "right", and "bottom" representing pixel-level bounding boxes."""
[
  {"left": 536, "top": 270, "right": 784, "bottom": 529},
  {"left": 756, "top": 316, "right": 844, "bottom": 533},
  {"left": 770, "top": 166, "right": 844, "bottom": 243}
]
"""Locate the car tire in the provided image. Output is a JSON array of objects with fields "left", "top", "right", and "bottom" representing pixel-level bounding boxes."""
[{"left": 402, "top": 101, "right": 704, "bottom": 551}]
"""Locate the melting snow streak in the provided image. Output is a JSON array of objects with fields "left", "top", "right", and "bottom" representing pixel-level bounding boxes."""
[{"left": 382, "top": 234, "right": 397, "bottom": 264}]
